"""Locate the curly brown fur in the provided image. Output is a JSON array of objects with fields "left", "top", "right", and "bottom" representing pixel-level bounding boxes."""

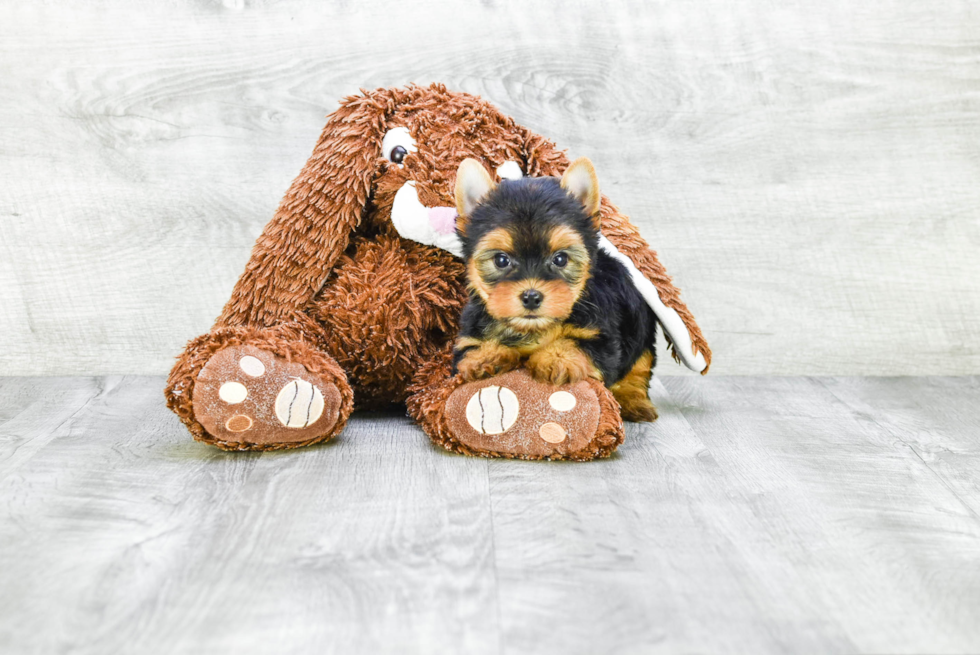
[{"left": 308, "top": 233, "right": 466, "bottom": 409}]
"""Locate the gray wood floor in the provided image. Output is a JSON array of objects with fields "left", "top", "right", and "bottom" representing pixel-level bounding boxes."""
[{"left": 1, "top": 376, "right": 977, "bottom": 654}]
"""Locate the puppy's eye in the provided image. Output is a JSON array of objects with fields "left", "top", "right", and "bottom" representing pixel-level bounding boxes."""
[
  {"left": 493, "top": 253, "right": 511, "bottom": 269},
  {"left": 552, "top": 252, "right": 568, "bottom": 268},
  {"left": 381, "top": 127, "right": 417, "bottom": 167}
]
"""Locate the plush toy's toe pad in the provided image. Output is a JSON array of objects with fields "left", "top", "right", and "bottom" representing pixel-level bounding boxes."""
[
  {"left": 445, "top": 370, "right": 602, "bottom": 459},
  {"left": 193, "top": 345, "right": 342, "bottom": 446}
]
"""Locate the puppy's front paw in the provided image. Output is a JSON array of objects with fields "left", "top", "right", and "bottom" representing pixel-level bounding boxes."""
[
  {"left": 527, "top": 341, "right": 598, "bottom": 386},
  {"left": 456, "top": 342, "right": 522, "bottom": 382}
]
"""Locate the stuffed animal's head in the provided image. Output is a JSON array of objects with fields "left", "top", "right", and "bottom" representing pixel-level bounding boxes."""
[{"left": 299, "top": 84, "right": 569, "bottom": 257}]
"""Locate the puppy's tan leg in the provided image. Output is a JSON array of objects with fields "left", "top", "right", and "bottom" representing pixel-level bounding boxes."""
[
  {"left": 526, "top": 338, "right": 600, "bottom": 386},
  {"left": 456, "top": 339, "right": 522, "bottom": 381},
  {"left": 610, "top": 350, "right": 658, "bottom": 422}
]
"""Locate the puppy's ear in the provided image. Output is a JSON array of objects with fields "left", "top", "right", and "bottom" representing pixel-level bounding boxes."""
[
  {"left": 454, "top": 158, "right": 496, "bottom": 235},
  {"left": 560, "top": 157, "right": 601, "bottom": 227}
]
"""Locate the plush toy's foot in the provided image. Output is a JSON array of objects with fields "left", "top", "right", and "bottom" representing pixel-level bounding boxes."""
[
  {"left": 189, "top": 345, "right": 348, "bottom": 450},
  {"left": 410, "top": 365, "right": 625, "bottom": 461},
  {"left": 167, "top": 324, "right": 355, "bottom": 451}
]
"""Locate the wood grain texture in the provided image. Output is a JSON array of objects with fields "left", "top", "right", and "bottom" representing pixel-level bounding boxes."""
[
  {"left": 660, "top": 376, "right": 980, "bottom": 653},
  {"left": 1, "top": 1, "right": 979, "bottom": 375},
  {"left": 0, "top": 376, "right": 498, "bottom": 655},
  {"left": 2, "top": 375, "right": 979, "bottom": 653}
]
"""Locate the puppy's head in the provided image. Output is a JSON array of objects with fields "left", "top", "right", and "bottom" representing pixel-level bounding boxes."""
[{"left": 454, "top": 157, "right": 602, "bottom": 333}]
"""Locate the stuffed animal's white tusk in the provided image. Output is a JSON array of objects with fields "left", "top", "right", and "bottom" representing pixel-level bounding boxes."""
[
  {"left": 598, "top": 235, "right": 707, "bottom": 373},
  {"left": 391, "top": 181, "right": 464, "bottom": 257}
]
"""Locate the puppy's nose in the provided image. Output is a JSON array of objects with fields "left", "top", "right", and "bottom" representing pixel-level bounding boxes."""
[{"left": 521, "top": 289, "right": 543, "bottom": 310}]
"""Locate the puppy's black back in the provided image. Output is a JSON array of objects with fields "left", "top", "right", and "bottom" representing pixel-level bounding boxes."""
[{"left": 571, "top": 249, "right": 658, "bottom": 384}]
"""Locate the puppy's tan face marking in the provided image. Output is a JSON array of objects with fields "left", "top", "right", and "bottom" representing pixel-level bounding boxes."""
[
  {"left": 477, "top": 228, "right": 514, "bottom": 254},
  {"left": 467, "top": 228, "right": 513, "bottom": 304},
  {"left": 546, "top": 225, "right": 591, "bottom": 295},
  {"left": 484, "top": 279, "right": 575, "bottom": 329},
  {"left": 548, "top": 225, "right": 584, "bottom": 252},
  {"left": 469, "top": 225, "right": 591, "bottom": 332}
]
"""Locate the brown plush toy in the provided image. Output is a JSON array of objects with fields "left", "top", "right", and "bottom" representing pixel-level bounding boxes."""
[{"left": 165, "top": 84, "right": 711, "bottom": 460}]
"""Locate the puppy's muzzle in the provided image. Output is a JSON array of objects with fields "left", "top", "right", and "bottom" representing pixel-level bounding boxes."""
[{"left": 520, "top": 289, "right": 543, "bottom": 310}]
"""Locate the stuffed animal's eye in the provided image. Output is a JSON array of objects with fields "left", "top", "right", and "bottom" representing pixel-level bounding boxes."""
[
  {"left": 494, "top": 253, "right": 511, "bottom": 269},
  {"left": 381, "top": 127, "right": 417, "bottom": 167},
  {"left": 552, "top": 252, "right": 568, "bottom": 268}
]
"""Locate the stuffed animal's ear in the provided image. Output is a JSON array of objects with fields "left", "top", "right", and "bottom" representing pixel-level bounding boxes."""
[
  {"left": 217, "top": 89, "right": 391, "bottom": 327},
  {"left": 454, "top": 158, "right": 496, "bottom": 235},
  {"left": 560, "top": 157, "right": 601, "bottom": 226}
]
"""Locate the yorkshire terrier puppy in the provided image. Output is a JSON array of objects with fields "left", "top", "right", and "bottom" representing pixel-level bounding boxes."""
[{"left": 451, "top": 157, "right": 659, "bottom": 422}]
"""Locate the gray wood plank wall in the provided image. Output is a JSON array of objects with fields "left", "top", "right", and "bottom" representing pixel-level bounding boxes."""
[{"left": 1, "top": 1, "right": 978, "bottom": 376}]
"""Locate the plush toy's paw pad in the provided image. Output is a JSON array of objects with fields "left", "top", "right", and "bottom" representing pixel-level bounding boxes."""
[
  {"left": 193, "top": 345, "right": 342, "bottom": 446},
  {"left": 445, "top": 370, "right": 603, "bottom": 459}
]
